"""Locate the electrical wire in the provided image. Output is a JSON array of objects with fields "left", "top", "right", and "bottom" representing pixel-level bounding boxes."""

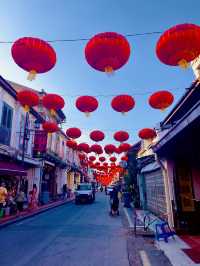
[{"left": 0, "top": 30, "right": 163, "bottom": 44}]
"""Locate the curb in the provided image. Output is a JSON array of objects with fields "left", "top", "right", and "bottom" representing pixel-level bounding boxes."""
[{"left": 0, "top": 198, "right": 74, "bottom": 229}]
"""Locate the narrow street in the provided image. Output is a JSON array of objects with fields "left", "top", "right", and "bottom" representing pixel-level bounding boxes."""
[{"left": 0, "top": 193, "right": 129, "bottom": 266}]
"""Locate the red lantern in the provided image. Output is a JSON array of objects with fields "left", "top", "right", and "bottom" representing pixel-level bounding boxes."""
[
  {"left": 118, "top": 143, "right": 131, "bottom": 152},
  {"left": 66, "top": 139, "right": 77, "bottom": 150},
  {"left": 103, "top": 162, "right": 108, "bottom": 167},
  {"left": 42, "top": 94, "right": 65, "bottom": 115},
  {"left": 95, "top": 162, "right": 100, "bottom": 168},
  {"left": 79, "top": 153, "right": 86, "bottom": 161},
  {"left": 115, "top": 147, "right": 122, "bottom": 154},
  {"left": 90, "top": 144, "right": 103, "bottom": 155},
  {"left": 110, "top": 156, "right": 117, "bottom": 162},
  {"left": 138, "top": 128, "right": 157, "bottom": 140},
  {"left": 76, "top": 96, "right": 98, "bottom": 117},
  {"left": 42, "top": 121, "right": 59, "bottom": 133},
  {"left": 104, "top": 144, "right": 116, "bottom": 155},
  {"left": 99, "top": 156, "right": 106, "bottom": 162},
  {"left": 111, "top": 95, "right": 135, "bottom": 114},
  {"left": 12, "top": 37, "right": 56, "bottom": 80},
  {"left": 85, "top": 32, "right": 130, "bottom": 74},
  {"left": 17, "top": 90, "right": 39, "bottom": 112},
  {"left": 114, "top": 131, "right": 129, "bottom": 142},
  {"left": 156, "top": 23, "right": 200, "bottom": 68},
  {"left": 77, "top": 143, "right": 90, "bottom": 153},
  {"left": 148, "top": 91, "right": 174, "bottom": 111},
  {"left": 90, "top": 130, "right": 105, "bottom": 142},
  {"left": 121, "top": 156, "right": 128, "bottom": 161},
  {"left": 89, "top": 156, "right": 96, "bottom": 162},
  {"left": 66, "top": 128, "right": 81, "bottom": 139}
]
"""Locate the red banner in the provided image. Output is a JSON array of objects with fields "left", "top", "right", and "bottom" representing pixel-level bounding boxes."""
[{"left": 33, "top": 130, "right": 47, "bottom": 153}]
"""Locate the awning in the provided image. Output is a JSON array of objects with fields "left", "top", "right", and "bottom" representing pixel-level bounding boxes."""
[
  {"left": 141, "top": 161, "right": 161, "bottom": 173},
  {"left": 0, "top": 161, "right": 27, "bottom": 176}
]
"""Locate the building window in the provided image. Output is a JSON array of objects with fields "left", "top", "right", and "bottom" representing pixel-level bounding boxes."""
[{"left": 0, "top": 102, "right": 13, "bottom": 145}]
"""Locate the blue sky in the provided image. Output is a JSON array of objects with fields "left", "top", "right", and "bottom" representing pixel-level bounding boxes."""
[{"left": 0, "top": 0, "right": 199, "bottom": 154}]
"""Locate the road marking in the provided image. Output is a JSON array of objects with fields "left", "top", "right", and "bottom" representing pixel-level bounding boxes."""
[
  {"left": 139, "top": 250, "right": 151, "bottom": 266},
  {"left": 123, "top": 207, "right": 134, "bottom": 228}
]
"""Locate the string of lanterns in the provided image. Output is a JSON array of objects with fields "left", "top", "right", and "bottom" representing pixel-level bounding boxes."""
[{"left": 14, "top": 22, "right": 200, "bottom": 186}]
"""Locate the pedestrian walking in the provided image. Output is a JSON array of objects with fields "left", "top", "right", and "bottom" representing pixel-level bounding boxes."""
[
  {"left": 15, "top": 188, "right": 25, "bottom": 212},
  {"left": 62, "top": 184, "right": 67, "bottom": 200}
]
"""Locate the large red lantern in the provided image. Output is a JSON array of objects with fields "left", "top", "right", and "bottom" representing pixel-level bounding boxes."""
[
  {"left": 90, "top": 130, "right": 105, "bottom": 142},
  {"left": 138, "top": 128, "right": 157, "bottom": 140},
  {"left": 104, "top": 144, "right": 116, "bottom": 155},
  {"left": 118, "top": 143, "right": 131, "bottom": 152},
  {"left": 89, "top": 156, "right": 96, "bottom": 162},
  {"left": 111, "top": 95, "right": 135, "bottom": 114},
  {"left": 42, "top": 121, "right": 59, "bottom": 133},
  {"left": 42, "top": 94, "right": 65, "bottom": 115},
  {"left": 156, "top": 23, "right": 200, "bottom": 68},
  {"left": 99, "top": 156, "right": 106, "bottom": 162},
  {"left": 85, "top": 32, "right": 130, "bottom": 74},
  {"left": 66, "top": 139, "right": 77, "bottom": 150},
  {"left": 12, "top": 37, "right": 56, "bottom": 80},
  {"left": 17, "top": 90, "right": 39, "bottom": 112},
  {"left": 90, "top": 144, "right": 103, "bottom": 155},
  {"left": 110, "top": 156, "right": 117, "bottom": 162},
  {"left": 114, "top": 131, "right": 129, "bottom": 142},
  {"left": 115, "top": 147, "right": 122, "bottom": 154},
  {"left": 77, "top": 143, "right": 90, "bottom": 153},
  {"left": 66, "top": 128, "right": 81, "bottom": 139},
  {"left": 148, "top": 91, "right": 174, "bottom": 111},
  {"left": 76, "top": 96, "right": 98, "bottom": 117}
]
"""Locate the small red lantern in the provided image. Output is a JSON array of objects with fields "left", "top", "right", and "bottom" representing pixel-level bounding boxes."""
[
  {"left": 66, "top": 128, "right": 81, "bottom": 139},
  {"left": 156, "top": 23, "right": 200, "bottom": 68},
  {"left": 114, "top": 131, "right": 129, "bottom": 142},
  {"left": 118, "top": 143, "right": 131, "bottom": 152},
  {"left": 95, "top": 162, "right": 100, "bottom": 168},
  {"left": 111, "top": 95, "right": 135, "bottom": 114},
  {"left": 103, "top": 162, "right": 108, "bottom": 167},
  {"left": 89, "top": 156, "right": 96, "bottom": 162},
  {"left": 76, "top": 96, "right": 98, "bottom": 117},
  {"left": 138, "top": 128, "right": 157, "bottom": 140},
  {"left": 90, "top": 130, "right": 105, "bottom": 142},
  {"left": 77, "top": 143, "right": 90, "bottom": 153},
  {"left": 110, "top": 156, "right": 117, "bottom": 162},
  {"left": 66, "top": 139, "right": 77, "bottom": 150},
  {"left": 79, "top": 153, "right": 86, "bottom": 161},
  {"left": 42, "top": 121, "right": 59, "bottom": 133},
  {"left": 12, "top": 37, "right": 56, "bottom": 80},
  {"left": 85, "top": 32, "right": 130, "bottom": 74},
  {"left": 99, "top": 156, "right": 106, "bottom": 162},
  {"left": 148, "top": 91, "right": 174, "bottom": 111},
  {"left": 90, "top": 144, "right": 103, "bottom": 155},
  {"left": 115, "top": 147, "right": 122, "bottom": 154},
  {"left": 121, "top": 156, "right": 128, "bottom": 161},
  {"left": 104, "top": 144, "right": 116, "bottom": 155},
  {"left": 17, "top": 90, "right": 39, "bottom": 112},
  {"left": 42, "top": 94, "right": 65, "bottom": 116}
]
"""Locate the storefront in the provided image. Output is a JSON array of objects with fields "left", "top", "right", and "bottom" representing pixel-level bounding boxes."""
[{"left": 0, "top": 161, "right": 28, "bottom": 195}]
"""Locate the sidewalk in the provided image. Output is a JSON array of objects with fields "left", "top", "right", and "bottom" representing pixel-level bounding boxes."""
[
  {"left": 0, "top": 197, "right": 74, "bottom": 229},
  {"left": 134, "top": 209, "right": 200, "bottom": 266}
]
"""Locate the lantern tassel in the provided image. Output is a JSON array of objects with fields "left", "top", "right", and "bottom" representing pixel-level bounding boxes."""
[
  {"left": 105, "top": 66, "right": 114, "bottom": 76},
  {"left": 27, "top": 70, "right": 37, "bottom": 81},
  {"left": 178, "top": 59, "right": 189, "bottom": 69},
  {"left": 85, "top": 112, "right": 91, "bottom": 117},
  {"left": 121, "top": 112, "right": 127, "bottom": 116},
  {"left": 23, "top": 105, "right": 30, "bottom": 112},
  {"left": 50, "top": 109, "right": 56, "bottom": 116}
]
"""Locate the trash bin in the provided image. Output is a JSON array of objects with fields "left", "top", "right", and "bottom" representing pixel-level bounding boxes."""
[{"left": 123, "top": 192, "right": 131, "bottom": 208}]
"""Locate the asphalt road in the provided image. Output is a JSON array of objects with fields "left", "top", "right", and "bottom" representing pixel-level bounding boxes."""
[{"left": 0, "top": 193, "right": 129, "bottom": 266}]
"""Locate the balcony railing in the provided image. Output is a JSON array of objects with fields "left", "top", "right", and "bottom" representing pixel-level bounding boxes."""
[{"left": 0, "top": 126, "right": 11, "bottom": 146}]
